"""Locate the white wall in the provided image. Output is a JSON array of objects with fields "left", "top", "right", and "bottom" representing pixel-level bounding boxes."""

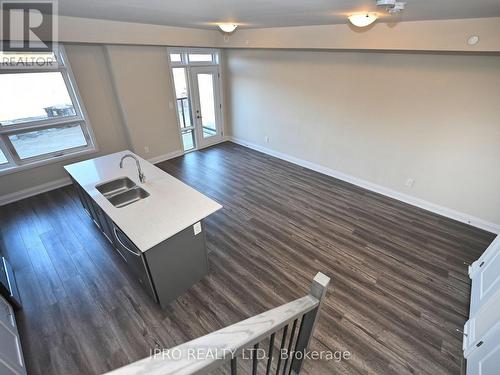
[{"left": 225, "top": 49, "right": 500, "bottom": 228}]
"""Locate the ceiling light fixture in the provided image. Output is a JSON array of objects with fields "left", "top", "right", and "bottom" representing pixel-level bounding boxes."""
[
  {"left": 467, "top": 35, "right": 480, "bottom": 46},
  {"left": 376, "top": 0, "right": 406, "bottom": 14},
  {"left": 218, "top": 23, "right": 238, "bottom": 33},
  {"left": 348, "top": 13, "right": 378, "bottom": 27}
]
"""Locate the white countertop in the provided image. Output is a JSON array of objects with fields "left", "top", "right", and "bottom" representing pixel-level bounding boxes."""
[{"left": 64, "top": 150, "right": 222, "bottom": 252}]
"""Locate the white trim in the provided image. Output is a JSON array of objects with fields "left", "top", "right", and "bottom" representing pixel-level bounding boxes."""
[
  {"left": 166, "top": 47, "right": 224, "bottom": 153},
  {"left": 147, "top": 150, "right": 184, "bottom": 164},
  {"left": 190, "top": 65, "right": 224, "bottom": 148},
  {"left": 0, "top": 45, "right": 98, "bottom": 173},
  {"left": 228, "top": 137, "right": 500, "bottom": 234},
  {"left": 0, "top": 177, "right": 72, "bottom": 207},
  {"left": 0, "top": 147, "right": 98, "bottom": 177}
]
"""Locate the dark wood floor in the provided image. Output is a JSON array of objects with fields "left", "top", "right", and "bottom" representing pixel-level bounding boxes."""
[{"left": 0, "top": 142, "right": 495, "bottom": 375}]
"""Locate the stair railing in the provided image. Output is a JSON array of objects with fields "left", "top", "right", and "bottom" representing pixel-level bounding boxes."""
[{"left": 106, "top": 272, "right": 330, "bottom": 375}]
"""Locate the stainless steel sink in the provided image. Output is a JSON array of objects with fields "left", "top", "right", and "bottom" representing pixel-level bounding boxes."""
[
  {"left": 96, "top": 177, "right": 136, "bottom": 197},
  {"left": 107, "top": 187, "right": 150, "bottom": 208}
]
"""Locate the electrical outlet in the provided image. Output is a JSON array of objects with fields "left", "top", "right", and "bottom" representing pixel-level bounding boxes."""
[
  {"left": 144, "top": 146, "right": 150, "bottom": 154},
  {"left": 265, "top": 136, "right": 270, "bottom": 143},
  {"left": 168, "top": 101, "right": 174, "bottom": 109},
  {"left": 405, "top": 178, "right": 415, "bottom": 188}
]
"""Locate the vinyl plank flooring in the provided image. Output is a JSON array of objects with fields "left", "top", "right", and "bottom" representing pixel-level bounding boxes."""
[{"left": 0, "top": 142, "right": 495, "bottom": 375}]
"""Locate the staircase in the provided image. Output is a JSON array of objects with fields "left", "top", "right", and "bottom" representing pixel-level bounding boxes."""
[{"left": 106, "top": 272, "right": 330, "bottom": 375}]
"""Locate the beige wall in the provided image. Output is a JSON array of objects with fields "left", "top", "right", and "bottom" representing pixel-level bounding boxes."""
[
  {"left": 221, "top": 17, "right": 500, "bottom": 52},
  {"left": 105, "top": 45, "right": 182, "bottom": 159},
  {"left": 59, "top": 16, "right": 221, "bottom": 47},
  {"left": 225, "top": 49, "right": 500, "bottom": 226},
  {"left": 0, "top": 44, "right": 129, "bottom": 197},
  {"left": 0, "top": 44, "right": 184, "bottom": 199},
  {"left": 55, "top": 16, "right": 500, "bottom": 53}
]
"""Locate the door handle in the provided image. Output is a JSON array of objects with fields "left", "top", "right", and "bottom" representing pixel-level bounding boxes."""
[{"left": 113, "top": 227, "right": 141, "bottom": 256}]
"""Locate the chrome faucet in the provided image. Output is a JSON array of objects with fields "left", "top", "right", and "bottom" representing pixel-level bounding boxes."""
[{"left": 119, "top": 154, "right": 146, "bottom": 183}]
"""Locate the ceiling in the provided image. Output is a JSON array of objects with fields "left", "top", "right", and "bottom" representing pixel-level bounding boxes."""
[{"left": 58, "top": 0, "right": 500, "bottom": 29}]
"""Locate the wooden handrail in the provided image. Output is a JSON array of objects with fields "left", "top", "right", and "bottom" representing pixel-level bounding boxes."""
[{"left": 106, "top": 272, "right": 330, "bottom": 375}]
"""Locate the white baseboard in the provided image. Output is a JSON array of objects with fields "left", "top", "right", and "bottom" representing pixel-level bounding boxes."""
[
  {"left": 0, "top": 177, "right": 72, "bottom": 207},
  {"left": 147, "top": 149, "right": 184, "bottom": 164},
  {"left": 0, "top": 150, "right": 184, "bottom": 207},
  {"left": 228, "top": 137, "right": 500, "bottom": 234}
]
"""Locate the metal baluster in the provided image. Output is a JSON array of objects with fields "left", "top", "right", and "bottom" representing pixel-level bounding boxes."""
[
  {"left": 253, "top": 342, "right": 259, "bottom": 375},
  {"left": 266, "top": 333, "right": 276, "bottom": 375},
  {"left": 288, "top": 316, "right": 305, "bottom": 375},
  {"left": 282, "top": 319, "right": 298, "bottom": 375},
  {"left": 275, "top": 325, "right": 289, "bottom": 374},
  {"left": 231, "top": 357, "right": 238, "bottom": 375}
]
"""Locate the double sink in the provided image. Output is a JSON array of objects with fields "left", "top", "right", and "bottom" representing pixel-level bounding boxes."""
[{"left": 96, "top": 177, "right": 149, "bottom": 208}]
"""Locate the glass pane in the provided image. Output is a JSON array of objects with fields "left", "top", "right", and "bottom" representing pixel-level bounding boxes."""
[
  {"left": 181, "top": 130, "right": 195, "bottom": 151},
  {"left": 188, "top": 54, "right": 213, "bottom": 63},
  {"left": 197, "top": 74, "right": 217, "bottom": 138},
  {"left": 170, "top": 53, "right": 181, "bottom": 62},
  {"left": 9, "top": 123, "right": 87, "bottom": 159},
  {"left": 0, "top": 72, "right": 76, "bottom": 126},
  {"left": 172, "top": 68, "right": 192, "bottom": 128},
  {"left": 0, "top": 148, "right": 7, "bottom": 165}
]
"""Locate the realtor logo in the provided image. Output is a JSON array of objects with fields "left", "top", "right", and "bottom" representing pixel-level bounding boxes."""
[{"left": 1, "top": 1, "right": 57, "bottom": 52}]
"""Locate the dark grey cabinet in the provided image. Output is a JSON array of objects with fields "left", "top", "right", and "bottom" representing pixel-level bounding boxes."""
[
  {"left": 111, "top": 225, "right": 157, "bottom": 300},
  {"left": 71, "top": 180, "right": 208, "bottom": 308},
  {"left": 144, "top": 222, "right": 208, "bottom": 308}
]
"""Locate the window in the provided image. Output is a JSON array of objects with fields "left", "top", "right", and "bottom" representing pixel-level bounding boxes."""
[
  {"left": 0, "top": 148, "right": 7, "bottom": 165},
  {"left": 169, "top": 53, "right": 182, "bottom": 62},
  {"left": 0, "top": 46, "right": 96, "bottom": 174},
  {"left": 168, "top": 48, "right": 219, "bottom": 67},
  {"left": 188, "top": 54, "right": 213, "bottom": 63}
]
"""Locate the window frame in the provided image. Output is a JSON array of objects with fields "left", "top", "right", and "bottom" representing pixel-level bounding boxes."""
[
  {"left": 167, "top": 48, "right": 223, "bottom": 154},
  {"left": 0, "top": 45, "right": 97, "bottom": 176},
  {"left": 168, "top": 48, "right": 220, "bottom": 67}
]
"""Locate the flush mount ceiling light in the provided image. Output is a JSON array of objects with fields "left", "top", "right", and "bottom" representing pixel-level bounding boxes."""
[
  {"left": 376, "top": 0, "right": 406, "bottom": 14},
  {"left": 218, "top": 23, "right": 238, "bottom": 33},
  {"left": 348, "top": 13, "right": 378, "bottom": 27},
  {"left": 467, "top": 35, "right": 480, "bottom": 46}
]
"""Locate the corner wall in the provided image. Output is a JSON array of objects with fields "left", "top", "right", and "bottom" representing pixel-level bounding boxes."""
[
  {"left": 0, "top": 45, "right": 129, "bottom": 201},
  {"left": 224, "top": 49, "right": 500, "bottom": 231},
  {"left": 0, "top": 43, "right": 185, "bottom": 203}
]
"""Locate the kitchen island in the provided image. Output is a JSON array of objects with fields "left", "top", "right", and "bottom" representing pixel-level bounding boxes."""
[{"left": 64, "top": 150, "right": 222, "bottom": 308}]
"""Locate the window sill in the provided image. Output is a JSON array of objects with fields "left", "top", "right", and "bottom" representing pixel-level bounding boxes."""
[{"left": 0, "top": 146, "right": 98, "bottom": 177}]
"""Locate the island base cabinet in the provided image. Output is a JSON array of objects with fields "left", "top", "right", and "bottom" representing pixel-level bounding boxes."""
[
  {"left": 111, "top": 225, "right": 158, "bottom": 302},
  {"left": 144, "top": 221, "right": 208, "bottom": 309},
  {"left": 70, "top": 180, "right": 209, "bottom": 309}
]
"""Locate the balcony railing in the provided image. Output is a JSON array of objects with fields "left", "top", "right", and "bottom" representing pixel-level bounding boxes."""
[
  {"left": 176, "top": 97, "right": 191, "bottom": 128},
  {"left": 177, "top": 97, "right": 217, "bottom": 138}
]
